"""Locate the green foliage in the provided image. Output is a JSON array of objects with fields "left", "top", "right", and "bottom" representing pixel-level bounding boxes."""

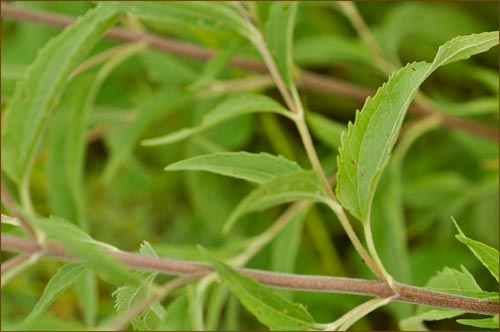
[
  {"left": 2, "top": 2, "right": 123, "bottom": 185},
  {"left": 142, "top": 94, "right": 292, "bottom": 146},
  {"left": 1, "top": 2, "right": 498, "bottom": 331},
  {"left": 200, "top": 247, "right": 316, "bottom": 330},
  {"left": 225, "top": 170, "right": 328, "bottom": 232},
  {"left": 166, "top": 152, "right": 301, "bottom": 184},
  {"left": 264, "top": 2, "right": 298, "bottom": 88},
  {"left": 25, "top": 263, "right": 88, "bottom": 322},
  {"left": 337, "top": 31, "right": 499, "bottom": 223}
]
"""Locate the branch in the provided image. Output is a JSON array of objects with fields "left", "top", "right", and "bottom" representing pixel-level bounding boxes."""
[
  {"left": 2, "top": 234, "right": 498, "bottom": 316},
  {"left": 1, "top": 3, "right": 497, "bottom": 141},
  {"left": 0, "top": 180, "right": 37, "bottom": 238}
]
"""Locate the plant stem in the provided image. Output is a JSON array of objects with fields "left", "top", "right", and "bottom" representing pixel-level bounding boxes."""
[
  {"left": 3, "top": 234, "right": 498, "bottom": 316},
  {"left": 0, "top": 181, "right": 37, "bottom": 239},
  {"left": 2, "top": 3, "right": 496, "bottom": 141}
]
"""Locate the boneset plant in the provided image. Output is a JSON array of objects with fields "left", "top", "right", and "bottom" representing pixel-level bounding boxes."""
[{"left": 1, "top": 2, "right": 498, "bottom": 331}]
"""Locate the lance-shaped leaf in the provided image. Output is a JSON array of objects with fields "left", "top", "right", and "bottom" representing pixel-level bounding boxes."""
[
  {"left": 142, "top": 94, "right": 292, "bottom": 146},
  {"left": 452, "top": 217, "right": 499, "bottom": 282},
  {"left": 165, "top": 152, "right": 301, "bottom": 184},
  {"left": 199, "top": 247, "right": 316, "bottom": 331},
  {"left": 336, "top": 31, "right": 499, "bottom": 222},
  {"left": 1, "top": 3, "right": 123, "bottom": 185},
  {"left": 25, "top": 263, "right": 88, "bottom": 322},
  {"left": 224, "top": 170, "right": 328, "bottom": 232},
  {"left": 265, "top": 2, "right": 298, "bottom": 88}
]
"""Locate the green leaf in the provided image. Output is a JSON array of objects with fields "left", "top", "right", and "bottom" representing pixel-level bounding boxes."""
[
  {"left": 32, "top": 216, "right": 139, "bottom": 285},
  {"left": 125, "top": 2, "right": 250, "bottom": 36},
  {"left": 225, "top": 170, "right": 328, "bottom": 232},
  {"left": 431, "top": 31, "right": 499, "bottom": 70},
  {"left": 159, "top": 295, "right": 192, "bottom": 331},
  {"left": 113, "top": 241, "right": 163, "bottom": 331},
  {"left": 265, "top": 2, "right": 298, "bottom": 88},
  {"left": 166, "top": 152, "right": 301, "bottom": 184},
  {"left": 306, "top": 112, "right": 346, "bottom": 150},
  {"left": 399, "top": 309, "right": 463, "bottom": 331},
  {"left": 1, "top": 3, "right": 123, "bottom": 184},
  {"left": 452, "top": 217, "right": 499, "bottom": 282},
  {"left": 25, "top": 262, "right": 88, "bottom": 321},
  {"left": 199, "top": 247, "right": 316, "bottom": 331},
  {"left": 104, "top": 88, "right": 189, "bottom": 181},
  {"left": 142, "top": 94, "right": 292, "bottom": 146},
  {"left": 458, "top": 315, "right": 499, "bottom": 329},
  {"left": 336, "top": 61, "right": 431, "bottom": 222},
  {"left": 337, "top": 31, "right": 499, "bottom": 223}
]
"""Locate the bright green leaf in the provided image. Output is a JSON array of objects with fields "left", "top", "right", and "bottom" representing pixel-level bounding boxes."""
[
  {"left": 225, "top": 170, "right": 327, "bottom": 232},
  {"left": 159, "top": 295, "right": 192, "bottom": 331},
  {"left": 2, "top": 3, "right": 123, "bottom": 184},
  {"left": 431, "top": 31, "right": 499, "bottom": 70},
  {"left": 336, "top": 61, "right": 431, "bottom": 222},
  {"left": 166, "top": 152, "right": 301, "bottom": 184},
  {"left": 452, "top": 217, "right": 499, "bottom": 282},
  {"left": 142, "top": 94, "right": 292, "bottom": 146},
  {"left": 337, "top": 31, "right": 499, "bottom": 223},
  {"left": 199, "top": 247, "right": 316, "bottom": 331},
  {"left": 457, "top": 315, "right": 499, "bottom": 329},
  {"left": 265, "top": 2, "right": 298, "bottom": 88},
  {"left": 25, "top": 262, "right": 87, "bottom": 321}
]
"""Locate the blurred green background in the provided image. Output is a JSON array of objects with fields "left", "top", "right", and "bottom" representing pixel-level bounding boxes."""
[{"left": 1, "top": 1, "right": 498, "bottom": 330}]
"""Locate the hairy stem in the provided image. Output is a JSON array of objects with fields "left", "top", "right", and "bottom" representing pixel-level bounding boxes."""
[
  {"left": 2, "top": 3, "right": 496, "bottom": 141},
  {"left": 2, "top": 234, "right": 498, "bottom": 316}
]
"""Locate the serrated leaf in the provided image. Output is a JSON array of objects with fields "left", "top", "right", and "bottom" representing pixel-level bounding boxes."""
[
  {"left": 452, "top": 217, "right": 499, "bottom": 282},
  {"left": 265, "top": 2, "right": 298, "bottom": 88},
  {"left": 142, "top": 94, "right": 291, "bottom": 146},
  {"left": 199, "top": 247, "right": 316, "bottom": 331},
  {"left": 166, "top": 152, "right": 301, "bottom": 184},
  {"left": 113, "top": 242, "right": 163, "bottom": 331},
  {"left": 336, "top": 61, "right": 431, "bottom": 222},
  {"left": 25, "top": 262, "right": 87, "bottom": 321},
  {"left": 1, "top": 3, "right": 123, "bottom": 184},
  {"left": 225, "top": 170, "right": 327, "bottom": 232},
  {"left": 32, "top": 216, "right": 139, "bottom": 285},
  {"left": 457, "top": 315, "right": 499, "bottom": 329},
  {"left": 431, "top": 31, "right": 499, "bottom": 70},
  {"left": 125, "top": 2, "right": 250, "bottom": 36},
  {"left": 337, "top": 31, "right": 499, "bottom": 223}
]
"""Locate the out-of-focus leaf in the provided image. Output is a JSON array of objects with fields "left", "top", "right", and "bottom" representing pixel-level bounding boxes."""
[
  {"left": 457, "top": 315, "right": 499, "bottom": 329},
  {"left": 199, "top": 247, "right": 316, "bottom": 331},
  {"left": 159, "top": 295, "right": 192, "bottom": 331},
  {"left": 32, "top": 216, "right": 139, "bottom": 285},
  {"left": 2, "top": 3, "right": 123, "bottom": 184},
  {"left": 306, "top": 112, "right": 346, "bottom": 150},
  {"left": 453, "top": 217, "right": 499, "bottom": 282},
  {"left": 294, "top": 35, "right": 373, "bottom": 67},
  {"left": 264, "top": 2, "right": 298, "bottom": 88},
  {"left": 225, "top": 170, "right": 328, "bottom": 232},
  {"left": 166, "top": 152, "right": 301, "bottom": 184},
  {"left": 25, "top": 263, "right": 87, "bottom": 322},
  {"left": 142, "top": 94, "right": 292, "bottom": 146},
  {"left": 124, "top": 2, "right": 250, "bottom": 36},
  {"left": 104, "top": 88, "right": 189, "bottom": 181},
  {"left": 399, "top": 308, "right": 462, "bottom": 331}
]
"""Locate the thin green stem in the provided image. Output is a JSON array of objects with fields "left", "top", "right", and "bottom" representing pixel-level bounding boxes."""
[{"left": 364, "top": 221, "right": 396, "bottom": 288}]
